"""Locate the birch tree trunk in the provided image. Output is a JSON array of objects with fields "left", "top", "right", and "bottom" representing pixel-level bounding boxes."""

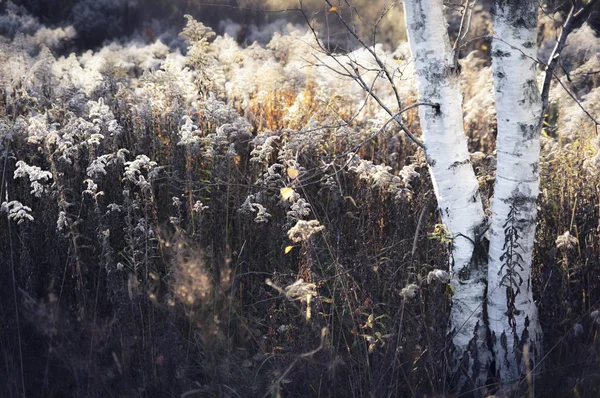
[
  {"left": 488, "top": 0, "right": 543, "bottom": 386},
  {"left": 403, "top": 0, "right": 489, "bottom": 393}
]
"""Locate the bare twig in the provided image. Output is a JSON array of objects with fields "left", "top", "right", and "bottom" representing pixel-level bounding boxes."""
[
  {"left": 411, "top": 196, "right": 430, "bottom": 263},
  {"left": 551, "top": 70, "right": 600, "bottom": 132},
  {"left": 333, "top": 101, "right": 435, "bottom": 160},
  {"left": 298, "top": 4, "right": 426, "bottom": 148},
  {"left": 264, "top": 327, "right": 328, "bottom": 398},
  {"left": 179, "top": 2, "right": 302, "bottom": 14},
  {"left": 350, "top": 65, "right": 426, "bottom": 146},
  {"left": 371, "top": 1, "right": 398, "bottom": 46},
  {"left": 324, "top": 0, "right": 404, "bottom": 110},
  {"left": 541, "top": 0, "right": 600, "bottom": 117},
  {"left": 453, "top": 0, "right": 477, "bottom": 69}
]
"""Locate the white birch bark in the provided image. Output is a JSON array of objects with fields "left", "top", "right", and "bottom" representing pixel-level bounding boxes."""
[
  {"left": 488, "top": 0, "right": 543, "bottom": 385},
  {"left": 403, "top": 0, "right": 489, "bottom": 393}
]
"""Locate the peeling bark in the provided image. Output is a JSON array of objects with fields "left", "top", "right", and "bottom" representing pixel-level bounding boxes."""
[
  {"left": 488, "top": 0, "right": 543, "bottom": 386},
  {"left": 403, "top": 0, "right": 489, "bottom": 394}
]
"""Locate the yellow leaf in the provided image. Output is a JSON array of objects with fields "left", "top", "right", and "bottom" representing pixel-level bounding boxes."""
[
  {"left": 280, "top": 187, "right": 295, "bottom": 200},
  {"left": 234, "top": 155, "right": 241, "bottom": 165},
  {"left": 481, "top": 44, "right": 488, "bottom": 51},
  {"left": 284, "top": 245, "right": 294, "bottom": 254},
  {"left": 287, "top": 167, "right": 299, "bottom": 179},
  {"left": 329, "top": 6, "right": 339, "bottom": 12}
]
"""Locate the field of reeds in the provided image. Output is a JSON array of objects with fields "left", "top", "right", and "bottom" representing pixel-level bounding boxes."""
[{"left": 1, "top": 1, "right": 600, "bottom": 397}]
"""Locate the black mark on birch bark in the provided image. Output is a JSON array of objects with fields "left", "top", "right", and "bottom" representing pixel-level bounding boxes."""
[
  {"left": 519, "top": 79, "right": 540, "bottom": 107},
  {"left": 522, "top": 41, "right": 534, "bottom": 48},
  {"left": 493, "top": 49, "right": 511, "bottom": 58},
  {"left": 449, "top": 158, "right": 470, "bottom": 169},
  {"left": 518, "top": 122, "right": 537, "bottom": 141}
]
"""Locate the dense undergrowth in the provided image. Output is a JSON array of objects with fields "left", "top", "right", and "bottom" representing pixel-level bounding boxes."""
[{"left": 1, "top": 2, "right": 600, "bottom": 397}]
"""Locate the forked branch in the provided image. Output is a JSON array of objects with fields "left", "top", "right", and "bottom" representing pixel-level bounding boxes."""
[
  {"left": 298, "top": 1, "right": 427, "bottom": 148},
  {"left": 540, "top": 0, "right": 600, "bottom": 116}
]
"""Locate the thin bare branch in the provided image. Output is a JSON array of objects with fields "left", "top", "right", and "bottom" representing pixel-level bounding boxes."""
[
  {"left": 335, "top": 101, "right": 435, "bottom": 159},
  {"left": 453, "top": 0, "right": 476, "bottom": 69},
  {"left": 351, "top": 64, "right": 425, "bottom": 146},
  {"left": 551, "top": 70, "right": 600, "bottom": 129},
  {"left": 372, "top": 1, "right": 399, "bottom": 47},
  {"left": 324, "top": 0, "right": 404, "bottom": 110},
  {"left": 541, "top": 0, "right": 600, "bottom": 116},
  {"left": 299, "top": 2, "right": 425, "bottom": 148},
  {"left": 264, "top": 327, "right": 328, "bottom": 398}
]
